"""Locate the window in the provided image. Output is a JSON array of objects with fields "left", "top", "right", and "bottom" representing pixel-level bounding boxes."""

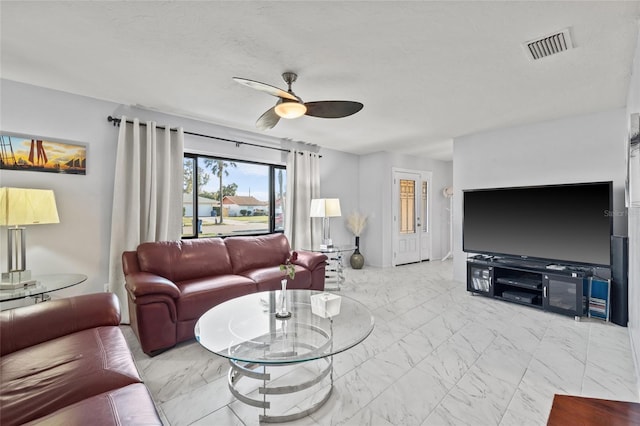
[
  {"left": 421, "top": 180, "right": 428, "bottom": 233},
  {"left": 399, "top": 178, "right": 415, "bottom": 234},
  {"left": 183, "top": 153, "right": 286, "bottom": 238}
]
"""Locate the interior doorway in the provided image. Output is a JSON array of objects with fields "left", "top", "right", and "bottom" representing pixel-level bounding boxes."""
[{"left": 392, "top": 168, "right": 432, "bottom": 266}]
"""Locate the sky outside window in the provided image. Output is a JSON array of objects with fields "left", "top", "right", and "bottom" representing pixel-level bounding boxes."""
[{"left": 199, "top": 160, "right": 269, "bottom": 202}]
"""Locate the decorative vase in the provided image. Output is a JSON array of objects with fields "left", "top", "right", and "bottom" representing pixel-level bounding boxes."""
[
  {"left": 350, "top": 236, "right": 365, "bottom": 269},
  {"left": 275, "top": 278, "right": 291, "bottom": 319}
]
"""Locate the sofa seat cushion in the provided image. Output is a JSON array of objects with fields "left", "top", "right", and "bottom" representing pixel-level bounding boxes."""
[
  {"left": 176, "top": 276, "right": 257, "bottom": 321},
  {"left": 22, "top": 383, "right": 161, "bottom": 426},
  {"left": 0, "top": 327, "right": 141, "bottom": 426},
  {"left": 241, "top": 266, "right": 313, "bottom": 292}
]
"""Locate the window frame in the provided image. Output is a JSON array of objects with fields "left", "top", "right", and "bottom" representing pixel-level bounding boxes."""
[{"left": 183, "top": 152, "right": 285, "bottom": 239}]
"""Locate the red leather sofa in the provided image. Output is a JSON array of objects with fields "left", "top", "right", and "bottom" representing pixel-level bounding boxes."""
[
  {"left": 0, "top": 293, "right": 161, "bottom": 426},
  {"left": 123, "top": 233, "right": 327, "bottom": 355}
]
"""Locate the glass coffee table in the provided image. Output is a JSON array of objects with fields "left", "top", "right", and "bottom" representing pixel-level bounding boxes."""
[{"left": 195, "top": 290, "right": 374, "bottom": 423}]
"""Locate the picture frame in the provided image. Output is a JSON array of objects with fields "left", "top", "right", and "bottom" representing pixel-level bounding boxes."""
[{"left": 0, "top": 132, "right": 87, "bottom": 175}]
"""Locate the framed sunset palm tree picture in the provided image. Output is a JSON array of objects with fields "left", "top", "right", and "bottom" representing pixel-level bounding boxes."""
[{"left": 0, "top": 133, "right": 86, "bottom": 175}]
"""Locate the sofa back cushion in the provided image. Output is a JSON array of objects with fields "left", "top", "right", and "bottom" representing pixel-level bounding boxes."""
[
  {"left": 136, "top": 239, "right": 233, "bottom": 282},
  {"left": 224, "top": 234, "right": 290, "bottom": 273}
]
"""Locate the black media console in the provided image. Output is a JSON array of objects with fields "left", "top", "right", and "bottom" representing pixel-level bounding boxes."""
[{"left": 467, "top": 255, "right": 591, "bottom": 319}]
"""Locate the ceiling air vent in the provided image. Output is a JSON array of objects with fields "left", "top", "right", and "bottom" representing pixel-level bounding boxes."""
[{"left": 524, "top": 28, "right": 573, "bottom": 60}]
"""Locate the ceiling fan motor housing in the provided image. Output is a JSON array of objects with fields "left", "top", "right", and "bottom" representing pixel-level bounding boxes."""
[{"left": 282, "top": 72, "right": 298, "bottom": 86}]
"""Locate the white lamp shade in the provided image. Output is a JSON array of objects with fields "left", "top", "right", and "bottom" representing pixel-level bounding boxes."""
[
  {"left": 309, "top": 198, "right": 342, "bottom": 218},
  {"left": 274, "top": 100, "right": 307, "bottom": 119},
  {"left": 0, "top": 187, "right": 60, "bottom": 226}
]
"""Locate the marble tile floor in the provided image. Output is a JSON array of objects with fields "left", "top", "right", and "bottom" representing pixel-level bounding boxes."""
[{"left": 122, "top": 260, "right": 638, "bottom": 425}]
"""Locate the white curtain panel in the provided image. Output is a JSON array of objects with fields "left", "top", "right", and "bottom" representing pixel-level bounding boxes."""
[
  {"left": 108, "top": 117, "right": 184, "bottom": 323},
  {"left": 285, "top": 150, "right": 320, "bottom": 249}
]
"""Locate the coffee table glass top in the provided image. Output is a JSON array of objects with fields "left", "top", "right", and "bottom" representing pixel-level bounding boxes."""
[{"left": 195, "top": 290, "right": 374, "bottom": 364}]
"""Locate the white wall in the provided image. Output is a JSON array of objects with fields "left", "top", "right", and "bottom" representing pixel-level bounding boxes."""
[
  {"left": 359, "top": 151, "right": 453, "bottom": 267},
  {"left": 0, "top": 80, "right": 119, "bottom": 307},
  {"left": 317, "top": 148, "right": 360, "bottom": 249},
  {"left": 112, "top": 104, "right": 286, "bottom": 166},
  {"left": 452, "top": 108, "right": 629, "bottom": 283},
  {"left": 626, "top": 26, "right": 640, "bottom": 393},
  {"left": 359, "top": 152, "right": 390, "bottom": 267}
]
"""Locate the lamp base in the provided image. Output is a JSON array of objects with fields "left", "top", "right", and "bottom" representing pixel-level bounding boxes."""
[
  {"left": 1, "top": 270, "right": 36, "bottom": 289},
  {"left": 320, "top": 238, "right": 334, "bottom": 250}
]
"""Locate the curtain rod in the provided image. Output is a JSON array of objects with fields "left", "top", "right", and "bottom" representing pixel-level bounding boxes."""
[{"left": 107, "top": 115, "right": 294, "bottom": 154}]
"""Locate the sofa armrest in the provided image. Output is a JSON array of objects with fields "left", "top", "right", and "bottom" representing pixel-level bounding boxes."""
[
  {"left": 0, "top": 293, "right": 120, "bottom": 356},
  {"left": 122, "top": 250, "right": 141, "bottom": 274},
  {"left": 294, "top": 251, "right": 328, "bottom": 271},
  {"left": 125, "top": 272, "right": 181, "bottom": 299}
]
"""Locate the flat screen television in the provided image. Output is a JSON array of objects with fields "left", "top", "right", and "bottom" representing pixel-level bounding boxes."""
[{"left": 463, "top": 181, "right": 612, "bottom": 266}]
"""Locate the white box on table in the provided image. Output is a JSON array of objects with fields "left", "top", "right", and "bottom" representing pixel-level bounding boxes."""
[{"left": 310, "top": 293, "right": 341, "bottom": 318}]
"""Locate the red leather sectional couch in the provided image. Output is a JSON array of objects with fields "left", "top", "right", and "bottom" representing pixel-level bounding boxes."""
[
  {"left": 123, "top": 233, "right": 327, "bottom": 355},
  {"left": 0, "top": 293, "right": 161, "bottom": 425}
]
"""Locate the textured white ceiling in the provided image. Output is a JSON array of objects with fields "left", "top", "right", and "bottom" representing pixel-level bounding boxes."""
[{"left": 1, "top": 1, "right": 639, "bottom": 160}]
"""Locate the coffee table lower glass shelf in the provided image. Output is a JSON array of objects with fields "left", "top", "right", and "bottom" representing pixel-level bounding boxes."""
[{"left": 195, "top": 290, "right": 374, "bottom": 423}]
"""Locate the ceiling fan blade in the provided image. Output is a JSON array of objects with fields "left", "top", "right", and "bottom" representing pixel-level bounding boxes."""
[
  {"left": 233, "top": 77, "right": 298, "bottom": 101},
  {"left": 304, "top": 101, "right": 364, "bottom": 118},
  {"left": 256, "top": 106, "right": 280, "bottom": 130}
]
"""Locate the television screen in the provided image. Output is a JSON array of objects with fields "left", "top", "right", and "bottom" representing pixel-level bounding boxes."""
[{"left": 463, "top": 182, "right": 612, "bottom": 266}]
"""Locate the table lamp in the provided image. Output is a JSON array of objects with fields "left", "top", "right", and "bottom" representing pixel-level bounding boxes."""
[
  {"left": 310, "top": 198, "right": 341, "bottom": 249},
  {"left": 0, "top": 187, "right": 60, "bottom": 286}
]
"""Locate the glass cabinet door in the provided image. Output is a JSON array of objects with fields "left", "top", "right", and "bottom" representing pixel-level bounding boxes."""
[
  {"left": 543, "top": 274, "right": 586, "bottom": 317},
  {"left": 467, "top": 265, "right": 492, "bottom": 295}
]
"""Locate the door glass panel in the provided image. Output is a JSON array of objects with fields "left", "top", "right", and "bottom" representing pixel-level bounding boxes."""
[
  {"left": 421, "top": 181, "right": 428, "bottom": 232},
  {"left": 400, "top": 179, "right": 415, "bottom": 234}
]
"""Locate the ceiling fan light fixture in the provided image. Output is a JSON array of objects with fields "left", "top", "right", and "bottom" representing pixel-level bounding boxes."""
[
  {"left": 234, "top": 73, "right": 363, "bottom": 129},
  {"left": 275, "top": 100, "right": 307, "bottom": 119}
]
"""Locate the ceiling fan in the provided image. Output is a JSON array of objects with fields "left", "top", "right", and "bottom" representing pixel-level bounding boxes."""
[{"left": 232, "top": 72, "right": 363, "bottom": 131}]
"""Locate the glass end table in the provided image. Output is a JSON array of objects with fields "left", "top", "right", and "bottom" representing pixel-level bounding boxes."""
[
  {"left": 0, "top": 273, "right": 88, "bottom": 304},
  {"left": 304, "top": 245, "right": 357, "bottom": 291}
]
